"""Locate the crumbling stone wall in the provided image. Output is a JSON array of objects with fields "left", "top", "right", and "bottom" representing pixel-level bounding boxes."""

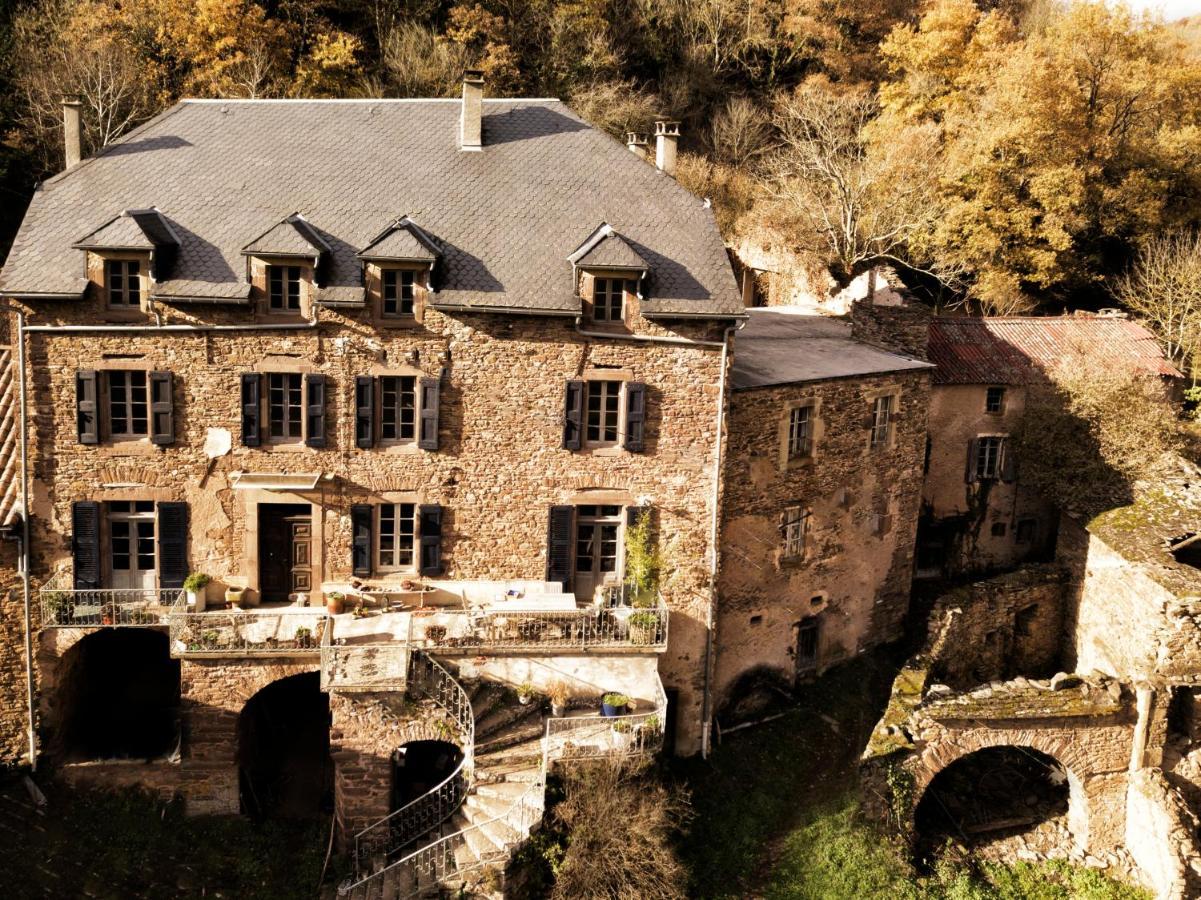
[
  {"left": 0, "top": 542, "right": 28, "bottom": 765},
  {"left": 1125, "top": 768, "right": 1201, "bottom": 899},
  {"left": 715, "top": 368, "right": 930, "bottom": 711},
  {"left": 925, "top": 565, "right": 1070, "bottom": 690},
  {"left": 850, "top": 297, "right": 931, "bottom": 361}
]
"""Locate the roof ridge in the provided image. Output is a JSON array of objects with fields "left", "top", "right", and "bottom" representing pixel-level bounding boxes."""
[{"left": 179, "top": 97, "right": 563, "bottom": 104}]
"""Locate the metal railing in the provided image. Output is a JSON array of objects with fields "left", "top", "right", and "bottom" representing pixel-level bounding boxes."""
[
  {"left": 166, "top": 594, "right": 327, "bottom": 657},
  {"left": 352, "top": 652, "right": 475, "bottom": 871},
  {"left": 39, "top": 571, "right": 180, "bottom": 628},
  {"left": 320, "top": 621, "right": 412, "bottom": 693},
  {"left": 543, "top": 674, "right": 669, "bottom": 763},
  {"left": 409, "top": 595, "right": 669, "bottom": 652}
]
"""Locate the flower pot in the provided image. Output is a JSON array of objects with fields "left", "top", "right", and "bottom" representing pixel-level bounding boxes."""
[
  {"left": 326, "top": 594, "right": 344, "bottom": 615},
  {"left": 186, "top": 589, "right": 207, "bottom": 613},
  {"left": 518, "top": 694, "right": 532, "bottom": 706},
  {"left": 601, "top": 701, "right": 629, "bottom": 717},
  {"left": 552, "top": 701, "right": 567, "bottom": 717},
  {"left": 225, "top": 587, "right": 245, "bottom": 609}
]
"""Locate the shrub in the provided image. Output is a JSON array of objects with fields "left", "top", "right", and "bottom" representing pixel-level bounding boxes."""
[
  {"left": 602, "top": 693, "right": 629, "bottom": 708},
  {"left": 183, "top": 573, "right": 210, "bottom": 593}
]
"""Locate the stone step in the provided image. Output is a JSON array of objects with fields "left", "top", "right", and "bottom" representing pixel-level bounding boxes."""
[
  {"left": 475, "top": 720, "right": 543, "bottom": 755},
  {"left": 475, "top": 698, "right": 543, "bottom": 740},
  {"left": 470, "top": 683, "right": 509, "bottom": 721},
  {"left": 465, "top": 792, "right": 510, "bottom": 822},
  {"left": 474, "top": 780, "right": 536, "bottom": 802},
  {"left": 476, "top": 758, "right": 543, "bottom": 783}
]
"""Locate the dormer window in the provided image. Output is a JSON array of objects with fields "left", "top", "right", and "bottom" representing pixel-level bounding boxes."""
[
  {"left": 268, "top": 265, "right": 302, "bottom": 313},
  {"left": 593, "top": 278, "right": 633, "bottom": 323},
  {"left": 382, "top": 269, "right": 416, "bottom": 318},
  {"left": 106, "top": 260, "right": 142, "bottom": 309}
]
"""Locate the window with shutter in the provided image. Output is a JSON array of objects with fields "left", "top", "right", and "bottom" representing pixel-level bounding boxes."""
[
  {"left": 563, "top": 381, "right": 584, "bottom": 450},
  {"left": 76, "top": 370, "right": 99, "bottom": 445},
  {"left": 351, "top": 504, "right": 373, "bottom": 576},
  {"left": 108, "top": 371, "right": 149, "bottom": 438},
  {"left": 380, "top": 376, "right": 416, "bottom": 443},
  {"left": 72, "top": 501, "right": 102, "bottom": 590},
  {"left": 965, "top": 438, "right": 980, "bottom": 484},
  {"left": 546, "top": 505, "right": 575, "bottom": 589},
  {"left": 267, "top": 373, "right": 303, "bottom": 443},
  {"left": 241, "top": 373, "right": 262, "bottom": 446},
  {"left": 305, "top": 374, "right": 326, "bottom": 447},
  {"left": 419, "top": 505, "right": 443, "bottom": 575},
  {"left": 624, "top": 382, "right": 646, "bottom": 452},
  {"left": 157, "top": 502, "right": 188, "bottom": 588},
  {"left": 418, "top": 377, "right": 440, "bottom": 451},
  {"left": 149, "top": 371, "right": 174, "bottom": 445},
  {"left": 355, "top": 376, "right": 376, "bottom": 448}
]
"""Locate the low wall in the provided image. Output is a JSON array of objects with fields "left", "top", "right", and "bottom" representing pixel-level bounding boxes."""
[{"left": 1126, "top": 769, "right": 1201, "bottom": 900}]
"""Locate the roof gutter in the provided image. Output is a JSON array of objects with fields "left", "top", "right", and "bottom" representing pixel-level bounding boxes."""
[
  {"left": 22, "top": 320, "right": 318, "bottom": 334},
  {"left": 0, "top": 292, "right": 86, "bottom": 301}
]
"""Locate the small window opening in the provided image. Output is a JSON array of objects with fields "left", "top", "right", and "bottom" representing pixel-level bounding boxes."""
[
  {"left": 991, "top": 522, "right": 1007, "bottom": 537},
  {"left": 1016, "top": 518, "right": 1038, "bottom": 544},
  {"left": 749, "top": 614, "right": 762, "bottom": 625},
  {"left": 383, "top": 269, "right": 416, "bottom": 317},
  {"left": 985, "top": 386, "right": 1006, "bottom": 414},
  {"left": 105, "top": 259, "right": 141, "bottom": 308},
  {"left": 795, "top": 617, "right": 819, "bottom": 674},
  {"left": 1014, "top": 604, "right": 1039, "bottom": 637},
  {"left": 268, "top": 265, "right": 302, "bottom": 312}
]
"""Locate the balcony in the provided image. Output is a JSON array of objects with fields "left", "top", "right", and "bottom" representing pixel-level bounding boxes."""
[
  {"left": 39, "top": 572, "right": 180, "bottom": 628},
  {"left": 167, "top": 597, "right": 328, "bottom": 658},
  {"left": 320, "top": 619, "right": 411, "bottom": 692}
]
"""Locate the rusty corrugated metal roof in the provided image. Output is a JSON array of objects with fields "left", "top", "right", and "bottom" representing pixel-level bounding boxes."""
[{"left": 928, "top": 315, "right": 1180, "bottom": 385}]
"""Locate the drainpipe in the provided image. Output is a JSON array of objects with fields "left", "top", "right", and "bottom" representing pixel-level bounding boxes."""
[{"left": 16, "top": 311, "right": 35, "bottom": 769}]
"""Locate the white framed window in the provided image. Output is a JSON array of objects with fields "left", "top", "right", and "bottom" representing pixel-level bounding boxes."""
[
  {"left": 267, "top": 373, "right": 303, "bottom": 443},
  {"left": 975, "top": 435, "right": 1004, "bottom": 480},
  {"left": 781, "top": 505, "right": 809, "bottom": 559},
  {"left": 377, "top": 502, "right": 417, "bottom": 571},
  {"left": 267, "top": 264, "right": 302, "bottom": 313},
  {"left": 869, "top": 395, "right": 894, "bottom": 449},
  {"left": 382, "top": 269, "right": 416, "bottom": 318},
  {"left": 585, "top": 380, "right": 622, "bottom": 446},
  {"left": 788, "top": 405, "right": 814, "bottom": 459},
  {"left": 107, "top": 371, "right": 149, "bottom": 438},
  {"left": 105, "top": 259, "right": 142, "bottom": 308}
]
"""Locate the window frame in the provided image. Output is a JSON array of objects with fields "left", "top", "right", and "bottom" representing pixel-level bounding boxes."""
[
  {"left": 974, "top": 435, "right": 1005, "bottom": 481},
  {"left": 985, "top": 386, "right": 1006, "bottom": 415},
  {"left": 267, "top": 263, "right": 303, "bottom": 314},
  {"left": 265, "top": 372, "right": 305, "bottom": 445},
  {"left": 378, "top": 374, "right": 418, "bottom": 445},
  {"left": 574, "top": 503, "right": 623, "bottom": 583},
  {"left": 591, "top": 277, "right": 632, "bottom": 324},
  {"left": 780, "top": 505, "right": 810, "bottom": 560},
  {"left": 381, "top": 268, "right": 417, "bottom": 319},
  {"left": 105, "top": 258, "right": 143, "bottom": 310},
  {"left": 105, "top": 370, "right": 150, "bottom": 441},
  {"left": 584, "top": 379, "right": 624, "bottom": 448},
  {"left": 375, "top": 502, "right": 418, "bottom": 573},
  {"left": 787, "top": 404, "right": 815, "bottom": 460},
  {"left": 105, "top": 500, "right": 158, "bottom": 588},
  {"left": 868, "top": 394, "right": 895, "bottom": 450}
]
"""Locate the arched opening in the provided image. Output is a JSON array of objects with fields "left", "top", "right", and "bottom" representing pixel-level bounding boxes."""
[
  {"left": 237, "top": 672, "right": 331, "bottom": 821},
  {"left": 392, "top": 740, "right": 464, "bottom": 811},
  {"left": 914, "top": 745, "right": 1075, "bottom": 865},
  {"left": 55, "top": 628, "right": 180, "bottom": 761}
]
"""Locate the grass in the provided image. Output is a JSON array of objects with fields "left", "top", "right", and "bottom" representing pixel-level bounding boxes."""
[
  {"left": 670, "top": 651, "right": 1149, "bottom": 900},
  {"left": 0, "top": 777, "right": 331, "bottom": 899}
]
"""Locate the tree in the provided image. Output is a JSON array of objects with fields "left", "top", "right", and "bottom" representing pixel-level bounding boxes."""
[
  {"left": 763, "top": 79, "right": 951, "bottom": 285},
  {"left": 380, "top": 21, "right": 470, "bottom": 98},
  {"left": 1115, "top": 230, "right": 1201, "bottom": 379}
]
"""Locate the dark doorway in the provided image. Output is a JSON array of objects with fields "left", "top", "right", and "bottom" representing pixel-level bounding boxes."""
[
  {"left": 56, "top": 628, "right": 180, "bottom": 760},
  {"left": 259, "top": 504, "right": 312, "bottom": 603},
  {"left": 237, "top": 672, "right": 331, "bottom": 821},
  {"left": 914, "top": 746, "right": 1070, "bottom": 866},
  {"left": 392, "top": 740, "right": 463, "bottom": 810},
  {"left": 794, "top": 617, "right": 819, "bottom": 677}
]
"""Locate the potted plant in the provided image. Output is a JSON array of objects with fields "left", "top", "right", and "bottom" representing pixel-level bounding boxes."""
[
  {"left": 294, "top": 626, "right": 313, "bottom": 649},
  {"left": 601, "top": 692, "right": 630, "bottom": 717},
  {"left": 326, "top": 591, "right": 345, "bottom": 615},
  {"left": 548, "top": 681, "right": 571, "bottom": 717},
  {"left": 183, "top": 573, "right": 210, "bottom": 611},
  {"left": 516, "top": 682, "right": 536, "bottom": 706},
  {"left": 225, "top": 585, "right": 245, "bottom": 609},
  {"left": 628, "top": 611, "right": 659, "bottom": 645},
  {"left": 43, "top": 590, "right": 75, "bottom": 625}
]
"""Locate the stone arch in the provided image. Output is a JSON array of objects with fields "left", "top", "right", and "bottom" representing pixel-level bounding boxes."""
[{"left": 913, "top": 734, "right": 1092, "bottom": 848}]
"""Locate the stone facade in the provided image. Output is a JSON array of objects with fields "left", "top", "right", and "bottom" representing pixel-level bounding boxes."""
[
  {"left": 715, "top": 367, "right": 930, "bottom": 712},
  {"left": 0, "top": 541, "right": 27, "bottom": 765},
  {"left": 850, "top": 295, "right": 931, "bottom": 362}
]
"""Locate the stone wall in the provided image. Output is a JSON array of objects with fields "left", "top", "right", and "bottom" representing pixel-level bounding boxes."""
[
  {"left": 715, "top": 368, "right": 930, "bottom": 712},
  {"left": 925, "top": 565, "right": 1070, "bottom": 690},
  {"left": 21, "top": 293, "right": 726, "bottom": 755},
  {"left": 0, "top": 541, "right": 27, "bottom": 766},
  {"left": 1125, "top": 768, "right": 1201, "bottom": 900},
  {"left": 850, "top": 297, "right": 932, "bottom": 361}
]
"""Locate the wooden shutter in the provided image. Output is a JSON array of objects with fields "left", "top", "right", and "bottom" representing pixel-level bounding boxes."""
[
  {"left": 351, "top": 503, "right": 373, "bottom": 576},
  {"left": 76, "top": 370, "right": 99, "bottom": 445},
  {"left": 418, "top": 377, "right": 440, "bottom": 451},
  {"left": 149, "top": 371, "right": 174, "bottom": 446},
  {"left": 305, "top": 373, "right": 326, "bottom": 447},
  {"left": 563, "top": 380, "right": 584, "bottom": 450},
  {"left": 241, "top": 373, "right": 261, "bottom": 447},
  {"left": 627, "top": 505, "right": 649, "bottom": 529},
  {"left": 545, "top": 505, "right": 575, "bottom": 589},
  {"left": 355, "top": 376, "right": 375, "bottom": 449},
  {"left": 71, "top": 501, "right": 102, "bottom": 590},
  {"left": 157, "top": 501, "right": 188, "bottom": 589},
  {"left": 418, "top": 504, "right": 444, "bottom": 576},
  {"left": 1000, "top": 438, "right": 1017, "bottom": 482},
  {"left": 965, "top": 438, "right": 979, "bottom": 483},
  {"left": 624, "top": 381, "right": 646, "bottom": 452}
]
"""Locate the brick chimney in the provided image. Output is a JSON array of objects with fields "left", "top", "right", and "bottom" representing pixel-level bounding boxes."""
[
  {"left": 62, "top": 98, "right": 83, "bottom": 170},
  {"left": 460, "top": 69, "right": 484, "bottom": 152},
  {"left": 626, "top": 132, "right": 649, "bottom": 161},
  {"left": 654, "top": 120, "right": 679, "bottom": 176}
]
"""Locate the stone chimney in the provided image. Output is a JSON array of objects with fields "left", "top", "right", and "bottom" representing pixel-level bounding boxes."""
[
  {"left": 654, "top": 120, "right": 680, "bottom": 176},
  {"left": 626, "top": 132, "right": 649, "bottom": 161},
  {"left": 62, "top": 98, "right": 83, "bottom": 170},
  {"left": 460, "top": 69, "right": 484, "bottom": 151}
]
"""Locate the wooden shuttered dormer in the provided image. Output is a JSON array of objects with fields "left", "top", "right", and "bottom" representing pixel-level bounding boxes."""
[
  {"left": 157, "top": 501, "right": 188, "bottom": 588},
  {"left": 546, "top": 505, "right": 575, "bottom": 590}
]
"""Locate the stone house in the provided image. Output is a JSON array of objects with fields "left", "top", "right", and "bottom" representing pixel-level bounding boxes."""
[
  {"left": 715, "top": 308, "right": 932, "bottom": 717},
  {"left": 920, "top": 313, "right": 1179, "bottom": 578}
]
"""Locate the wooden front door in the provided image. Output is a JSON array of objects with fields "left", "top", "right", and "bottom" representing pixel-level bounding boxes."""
[{"left": 259, "top": 504, "right": 312, "bottom": 603}]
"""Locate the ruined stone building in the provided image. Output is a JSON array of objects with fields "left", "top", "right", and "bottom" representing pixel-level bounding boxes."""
[{"left": 714, "top": 309, "right": 931, "bottom": 716}]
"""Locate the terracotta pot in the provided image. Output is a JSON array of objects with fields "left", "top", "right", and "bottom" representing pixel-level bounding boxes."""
[
  {"left": 326, "top": 594, "right": 344, "bottom": 615},
  {"left": 225, "top": 587, "right": 245, "bottom": 609}
]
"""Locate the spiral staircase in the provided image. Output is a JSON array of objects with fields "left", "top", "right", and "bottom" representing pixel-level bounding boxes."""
[{"left": 338, "top": 651, "right": 665, "bottom": 899}]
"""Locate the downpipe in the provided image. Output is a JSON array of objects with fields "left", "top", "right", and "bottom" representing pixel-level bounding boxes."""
[{"left": 16, "top": 312, "right": 35, "bottom": 769}]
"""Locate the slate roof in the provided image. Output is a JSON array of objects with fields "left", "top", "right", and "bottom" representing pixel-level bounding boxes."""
[
  {"left": 241, "top": 213, "right": 331, "bottom": 258},
  {"left": 73, "top": 208, "right": 180, "bottom": 280},
  {"left": 358, "top": 218, "right": 440, "bottom": 262},
  {"left": 569, "top": 224, "right": 647, "bottom": 270},
  {"left": 0, "top": 99, "right": 742, "bottom": 317},
  {"left": 731, "top": 309, "right": 933, "bottom": 390},
  {"left": 928, "top": 315, "right": 1180, "bottom": 385}
]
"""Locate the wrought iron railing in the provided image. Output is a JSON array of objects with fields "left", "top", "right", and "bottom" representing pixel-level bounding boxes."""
[
  {"left": 320, "top": 620, "right": 412, "bottom": 693},
  {"left": 166, "top": 595, "right": 327, "bottom": 657},
  {"left": 352, "top": 652, "right": 475, "bottom": 871},
  {"left": 543, "top": 675, "right": 669, "bottom": 762},
  {"left": 409, "top": 595, "right": 669, "bottom": 652},
  {"left": 38, "top": 571, "right": 181, "bottom": 628}
]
